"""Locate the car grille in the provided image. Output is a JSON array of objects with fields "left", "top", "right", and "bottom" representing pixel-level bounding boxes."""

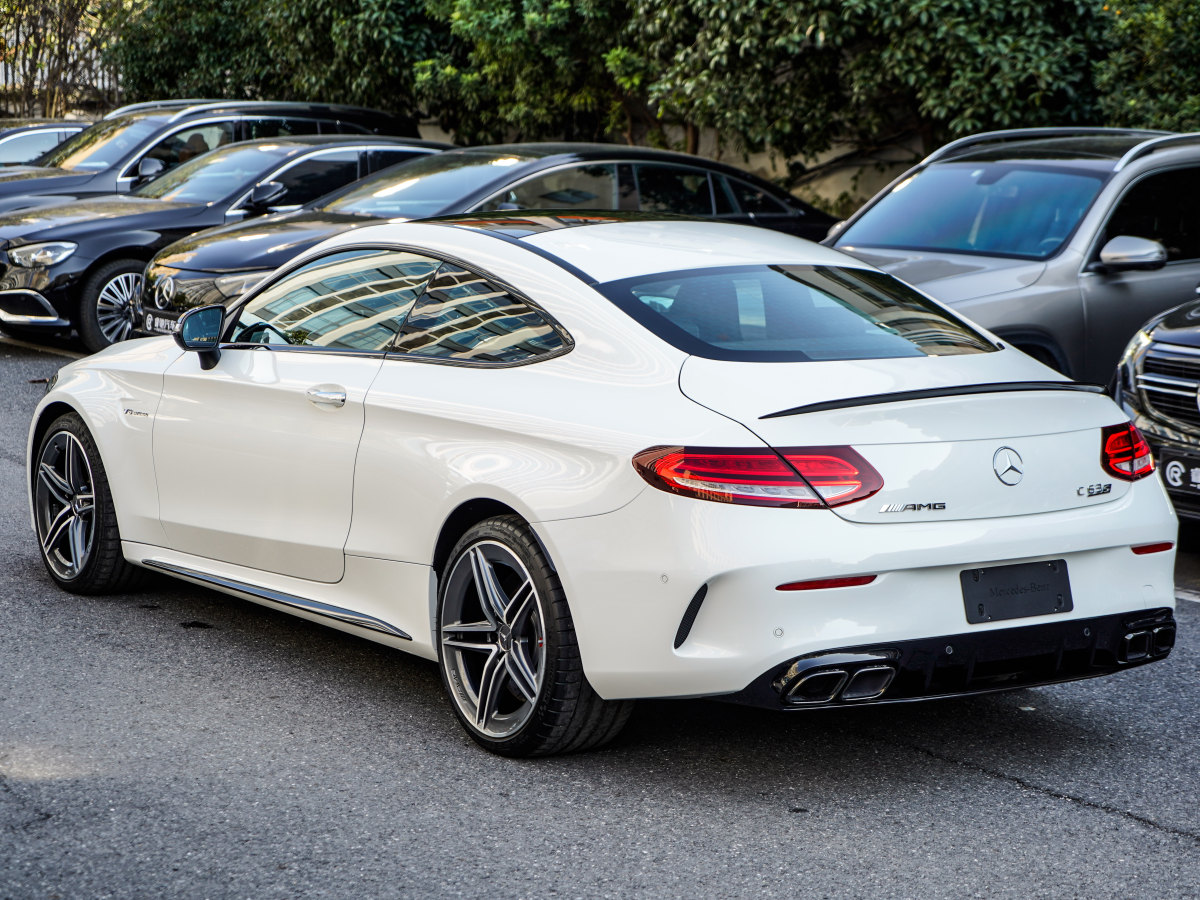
[{"left": 1138, "top": 342, "right": 1200, "bottom": 432}]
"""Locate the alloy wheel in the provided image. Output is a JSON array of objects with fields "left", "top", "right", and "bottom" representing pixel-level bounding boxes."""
[
  {"left": 34, "top": 430, "right": 96, "bottom": 581},
  {"left": 95, "top": 272, "right": 142, "bottom": 344},
  {"left": 440, "top": 540, "right": 546, "bottom": 739}
]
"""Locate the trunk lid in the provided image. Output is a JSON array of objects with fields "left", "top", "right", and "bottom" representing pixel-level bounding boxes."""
[{"left": 679, "top": 353, "right": 1133, "bottom": 523}]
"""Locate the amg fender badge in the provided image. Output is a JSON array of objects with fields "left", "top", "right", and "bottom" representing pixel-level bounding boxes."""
[{"left": 880, "top": 502, "right": 947, "bottom": 513}]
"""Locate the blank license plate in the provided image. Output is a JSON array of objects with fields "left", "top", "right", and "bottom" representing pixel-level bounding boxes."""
[{"left": 960, "top": 559, "right": 1072, "bottom": 624}]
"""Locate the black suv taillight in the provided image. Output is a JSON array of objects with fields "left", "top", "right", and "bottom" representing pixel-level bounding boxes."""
[
  {"left": 632, "top": 446, "right": 883, "bottom": 508},
  {"left": 1101, "top": 422, "right": 1154, "bottom": 481}
]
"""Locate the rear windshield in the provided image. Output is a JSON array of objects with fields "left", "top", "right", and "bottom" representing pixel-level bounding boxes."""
[
  {"left": 596, "top": 265, "right": 997, "bottom": 362},
  {"left": 835, "top": 162, "right": 1106, "bottom": 259}
]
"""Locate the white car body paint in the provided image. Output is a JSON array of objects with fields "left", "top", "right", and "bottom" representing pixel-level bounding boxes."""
[{"left": 29, "top": 218, "right": 1178, "bottom": 703}]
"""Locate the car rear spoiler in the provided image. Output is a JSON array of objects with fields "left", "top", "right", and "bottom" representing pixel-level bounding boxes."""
[{"left": 761, "top": 381, "right": 1105, "bottom": 419}]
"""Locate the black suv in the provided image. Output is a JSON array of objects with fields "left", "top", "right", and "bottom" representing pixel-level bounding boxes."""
[{"left": 0, "top": 100, "right": 415, "bottom": 214}]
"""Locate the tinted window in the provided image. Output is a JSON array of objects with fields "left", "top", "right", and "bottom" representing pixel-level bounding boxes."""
[
  {"left": 0, "top": 130, "right": 64, "bottom": 163},
  {"left": 319, "top": 151, "right": 535, "bottom": 218},
  {"left": 1102, "top": 168, "right": 1200, "bottom": 262},
  {"left": 597, "top": 265, "right": 995, "bottom": 362},
  {"left": 479, "top": 164, "right": 618, "bottom": 211},
  {"left": 244, "top": 118, "right": 323, "bottom": 139},
  {"left": 392, "top": 264, "right": 567, "bottom": 363},
  {"left": 136, "top": 144, "right": 287, "bottom": 204},
  {"left": 837, "top": 162, "right": 1106, "bottom": 259},
  {"left": 141, "top": 122, "right": 236, "bottom": 174},
  {"left": 728, "top": 177, "right": 789, "bottom": 215},
  {"left": 39, "top": 117, "right": 161, "bottom": 172},
  {"left": 636, "top": 165, "right": 714, "bottom": 215},
  {"left": 268, "top": 151, "right": 360, "bottom": 207},
  {"left": 231, "top": 249, "right": 439, "bottom": 351},
  {"left": 365, "top": 148, "right": 424, "bottom": 174}
]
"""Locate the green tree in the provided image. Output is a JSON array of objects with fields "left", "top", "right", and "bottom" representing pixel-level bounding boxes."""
[
  {"left": 414, "top": 0, "right": 630, "bottom": 144},
  {"left": 1096, "top": 0, "right": 1200, "bottom": 131},
  {"left": 608, "top": 0, "right": 1111, "bottom": 162}
]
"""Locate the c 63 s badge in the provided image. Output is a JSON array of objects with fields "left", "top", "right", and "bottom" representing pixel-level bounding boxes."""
[
  {"left": 880, "top": 502, "right": 947, "bottom": 513},
  {"left": 1077, "top": 482, "right": 1112, "bottom": 497}
]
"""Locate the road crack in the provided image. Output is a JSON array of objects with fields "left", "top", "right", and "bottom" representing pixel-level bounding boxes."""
[{"left": 909, "top": 742, "right": 1200, "bottom": 846}]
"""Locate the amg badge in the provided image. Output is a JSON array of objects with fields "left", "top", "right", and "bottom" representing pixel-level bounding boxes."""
[{"left": 879, "top": 502, "right": 947, "bottom": 513}]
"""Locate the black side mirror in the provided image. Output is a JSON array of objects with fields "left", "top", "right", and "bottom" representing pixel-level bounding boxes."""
[
  {"left": 174, "top": 305, "right": 224, "bottom": 370},
  {"left": 246, "top": 181, "right": 286, "bottom": 211},
  {"left": 136, "top": 157, "right": 165, "bottom": 183}
]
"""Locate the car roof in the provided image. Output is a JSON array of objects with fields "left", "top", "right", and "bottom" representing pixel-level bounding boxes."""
[
  {"left": 922, "top": 127, "right": 1200, "bottom": 173},
  {"left": 102, "top": 100, "right": 403, "bottom": 125},
  {"left": 0, "top": 119, "right": 83, "bottom": 132},
  {"left": 343, "top": 213, "right": 857, "bottom": 284},
  {"left": 435, "top": 142, "right": 792, "bottom": 177}
]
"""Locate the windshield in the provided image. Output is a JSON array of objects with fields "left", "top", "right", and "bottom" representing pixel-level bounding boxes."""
[
  {"left": 37, "top": 116, "right": 161, "bottom": 172},
  {"left": 597, "top": 265, "right": 996, "bottom": 363},
  {"left": 318, "top": 152, "right": 533, "bottom": 218},
  {"left": 836, "top": 163, "right": 1107, "bottom": 260},
  {"left": 134, "top": 144, "right": 286, "bottom": 204}
]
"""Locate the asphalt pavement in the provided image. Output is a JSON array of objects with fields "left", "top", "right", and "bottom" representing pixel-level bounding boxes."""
[{"left": 1, "top": 336, "right": 1198, "bottom": 899}]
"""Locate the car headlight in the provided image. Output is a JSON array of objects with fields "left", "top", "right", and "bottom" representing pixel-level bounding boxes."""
[
  {"left": 214, "top": 270, "right": 270, "bottom": 299},
  {"left": 1118, "top": 328, "right": 1153, "bottom": 369},
  {"left": 8, "top": 241, "right": 78, "bottom": 268}
]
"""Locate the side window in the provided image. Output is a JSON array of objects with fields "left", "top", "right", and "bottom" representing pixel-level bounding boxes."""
[
  {"left": 635, "top": 165, "right": 714, "bottom": 216},
  {"left": 231, "top": 249, "right": 440, "bottom": 351},
  {"left": 391, "top": 263, "right": 567, "bottom": 364},
  {"left": 727, "top": 177, "right": 790, "bottom": 216},
  {"left": 142, "top": 122, "right": 236, "bottom": 173},
  {"left": 265, "top": 152, "right": 360, "bottom": 208},
  {"left": 1102, "top": 168, "right": 1200, "bottom": 262},
  {"left": 364, "top": 148, "right": 423, "bottom": 174},
  {"left": 244, "top": 118, "right": 322, "bottom": 139},
  {"left": 0, "top": 130, "right": 62, "bottom": 163},
  {"left": 480, "top": 164, "right": 618, "bottom": 212}
]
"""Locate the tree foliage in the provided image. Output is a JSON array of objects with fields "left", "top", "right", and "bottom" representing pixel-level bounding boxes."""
[
  {"left": 609, "top": 0, "right": 1110, "bottom": 160},
  {"left": 414, "top": 0, "right": 628, "bottom": 143},
  {"left": 1096, "top": 0, "right": 1200, "bottom": 131}
]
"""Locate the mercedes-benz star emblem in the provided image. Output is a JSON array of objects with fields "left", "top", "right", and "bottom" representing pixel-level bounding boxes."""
[
  {"left": 993, "top": 447, "right": 1024, "bottom": 486},
  {"left": 154, "top": 276, "right": 176, "bottom": 310}
]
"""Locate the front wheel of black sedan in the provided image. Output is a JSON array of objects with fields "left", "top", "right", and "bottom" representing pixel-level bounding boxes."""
[
  {"left": 33, "top": 413, "right": 142, "bottom": 594},
  {"left": 77, "top": 259, "right": 144, "bottom": 352},
  {"left": 437, "top": 515, "right": 633, "bottom": 757}
]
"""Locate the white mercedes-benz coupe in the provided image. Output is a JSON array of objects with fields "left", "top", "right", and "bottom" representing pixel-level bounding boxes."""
[{"left": 28, "top": 214, "right": 1178, "bottom": 756}]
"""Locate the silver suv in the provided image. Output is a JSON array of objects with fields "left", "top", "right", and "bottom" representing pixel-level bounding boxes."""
[{"left": 828, "top": 127, "right": 1200, "bottom": 385}]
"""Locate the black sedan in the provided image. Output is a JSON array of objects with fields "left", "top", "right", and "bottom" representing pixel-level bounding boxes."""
[
  {"left": 0, "top": 100, "right": 415, "bottom": 215},
  {"left": 139, "top": 143, "right": 836, "bottom": 332},
  {"left": 0, "top": 120, "right": 86, "bottom": 165},
  {"left": 1113, "top": 299, "right": 1200, "bottom": 520},
  {"left": 0, "top": 134, "right": 447, "bottom": 350}
]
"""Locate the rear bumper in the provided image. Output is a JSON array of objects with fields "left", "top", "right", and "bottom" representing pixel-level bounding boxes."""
[{"left": 724, "top": 607, "right": 1176, "bottom": 709}]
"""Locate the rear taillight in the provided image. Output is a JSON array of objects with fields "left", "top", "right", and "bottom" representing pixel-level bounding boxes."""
[
  {"left": 1101, "top": 422, "right": 1154, "bottom": 481},
  {"left": 632, "top": 446, "right": 883, "bottom": 508}
]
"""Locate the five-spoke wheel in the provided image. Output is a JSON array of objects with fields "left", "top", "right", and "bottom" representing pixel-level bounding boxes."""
[
  {"left": 33, "top": 413, "right": 141, "bottom": 594},
  {"left": 436, "top": 516, "right": 633, "bottom": 756}
]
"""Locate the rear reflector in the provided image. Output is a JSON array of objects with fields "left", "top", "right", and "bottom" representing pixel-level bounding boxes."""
[
  {"left": 1101, "top": 422, "right": 1154, "bottom": 481},
  {"left": 633, "top": 446, "right": 883, "bottom": 508},
  {"left": 1131, "top": 542, "right": 1174, "bottom": 555},
  {"left": 777, "top": 575, "right": 877, "bottom": 591}
]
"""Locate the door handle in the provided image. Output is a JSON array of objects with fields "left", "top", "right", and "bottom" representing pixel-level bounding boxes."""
[{"left": 306, "top": 387, "right": 346, "bottom": 408}]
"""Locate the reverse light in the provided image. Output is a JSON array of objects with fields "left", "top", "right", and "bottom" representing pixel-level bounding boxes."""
[
  {"left": 632, "top": 446, "right": 883, "bottom": 508},
  {"left": 1101, "top": 422, "right": 1154, "bottom": 481},
  {"left": 777, "top": 575, "right": 877, "bottom": 591},
  {"left": 8, "top": 241, "right": 77, "bottom": 268}
]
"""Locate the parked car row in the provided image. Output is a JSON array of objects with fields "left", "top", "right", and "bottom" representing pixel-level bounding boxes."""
[{"left": 7, "top": 108, "right": 1188, "bottom": 754}]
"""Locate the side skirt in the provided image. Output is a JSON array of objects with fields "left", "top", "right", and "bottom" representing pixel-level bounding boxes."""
[{"left": 142, "top": 558, "right": 412, "bottom": 641}]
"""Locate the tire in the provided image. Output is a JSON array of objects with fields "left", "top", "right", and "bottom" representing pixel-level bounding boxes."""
[
  {"left": 436, "top": 515, "right": 633, "bottom": 757},
  {"left": 77, "top": 259, "right": 144, "bottom": 352},
  {"left": 32, "top": 413, "right": 143, "bottom": 595}
]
